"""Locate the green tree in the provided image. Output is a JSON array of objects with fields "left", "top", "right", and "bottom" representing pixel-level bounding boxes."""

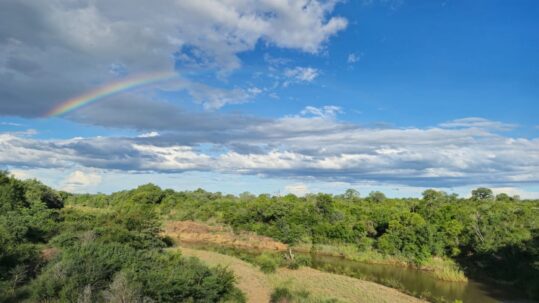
[
  {"left": 344, "top": 189, "right": 360, "bottom": 200},
  {"left": 368, "top": 191, "right": 386, "bottom": 203},
  {"left": 471, "top": 188, "right": 493, "bottom": 201}
]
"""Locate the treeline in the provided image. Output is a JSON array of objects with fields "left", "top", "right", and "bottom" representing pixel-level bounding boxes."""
[
  {"left": 0, "top": 172, "right": 243, "bottom": 302},
  {"left": 3, "top": 170, "right": 538, "bottom": 300},
  {"left": 68, "top": 184, "right": 538, "bottom": 299}
]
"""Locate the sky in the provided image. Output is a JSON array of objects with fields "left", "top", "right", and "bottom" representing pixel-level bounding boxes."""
[{"left": 0, "top": 0, "right": 538, "bottom": 198}]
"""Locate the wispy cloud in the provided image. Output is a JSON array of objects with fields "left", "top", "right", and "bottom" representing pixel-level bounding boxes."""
[
  {"left": 301, "top": 106, "right": 343, "bottom": 119},
  {"left": 439, "top": 117, "right": 517, "bottom": 131},
  {"left": 347, "top": 53, "right": 360, "bottom": 64},
  {"left": 283, "top": 67, "right": 320, "bottom": 87},
  {"left": 0, "top": 122, "right": 23, "bottom": 127}
]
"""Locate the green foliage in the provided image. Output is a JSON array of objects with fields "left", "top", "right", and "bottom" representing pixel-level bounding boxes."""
[
  {"left": 0, "top": 172, "right": 63, "bottom": 301},
  {"left": 377, "top": 212, "right": 433, "bottom": 263},
  {"left": 270, "top": 287, "right": 339, "bottom": 303},
  {"left": 285, "top": 254, "right": 312, "bottom": 269},
  {"left": 471, "top": 187, "right": 494, "bottom": 201},
  {"left": 367, "top": 191, "right": 386, "bottom": 203},
  {"left": 0, "top": 171, "right": 241, "bottom": 302},
  {"left": 127, "top": 183, "right": 165, "bottom": 204},
  {"left": 343, "top": 188, "right": 360, "bottom": 200},
  {"left": 127, "top": 253, "right": 238, "bottom": 302},
  {"left": 254, "top": 253, "right": 279, "bottom": 273},
  {"left": 3, "top": 170, "right": 539, "bottom": 300},
  {"left": 129, "top": 186, "right": 537, "bottom": 298},
  {"left": 271, "top": 287, "right": 294, "bottom": 303}
]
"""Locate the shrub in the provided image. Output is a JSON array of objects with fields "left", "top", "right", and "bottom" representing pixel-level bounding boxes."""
[
  {"left": 270, "top": 287, "right": 293, "bottom": 303},
  {"left": 255, "top": 253, "right": 279, "bottom": 273}
]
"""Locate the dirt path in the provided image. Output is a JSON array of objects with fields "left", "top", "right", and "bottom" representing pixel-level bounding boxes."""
[
  {"left": 177, "top": 247, "right": 426, "bottom": 303},
  {"left": 179, "top": 247, "right": 272, "bottom": 303}
]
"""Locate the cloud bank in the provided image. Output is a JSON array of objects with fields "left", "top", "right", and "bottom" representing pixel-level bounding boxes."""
[{"left": 1, "top": 110, "right": 537, "bottom": 188}]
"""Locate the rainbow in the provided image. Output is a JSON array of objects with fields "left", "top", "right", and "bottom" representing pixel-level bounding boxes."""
[{"left": 46, "top": 71, "right": 177, "bottom": 117}]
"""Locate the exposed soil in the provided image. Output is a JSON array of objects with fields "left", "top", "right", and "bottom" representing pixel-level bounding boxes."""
[{"left": 164, "top": 220, "right": 288, "bottom": 251}]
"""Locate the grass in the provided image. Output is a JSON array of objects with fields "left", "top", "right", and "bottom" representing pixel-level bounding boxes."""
[
  {"left": 421, "top": 257, "right": 467, "bottom": 282},
  {"left": 179, "top": 242, "right": 468, "bottom": 303},
  {"left": 301, "top": 243, "right": 467, "bottom": 282},
  {"left": 270, "top": 287, "right": 340, "bottom": 303},
  {"left": 176, "top": 246, "right": 426, "bottom": 303},
  {"left": 166, "top": 220, "right": 468, "bottom": 283},
  {"left": 305, "top": 243, "right": 408, "bottom": 265}
]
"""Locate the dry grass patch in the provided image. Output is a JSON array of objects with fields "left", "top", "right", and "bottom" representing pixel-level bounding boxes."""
[
  {"left": 176, "top": 247, "right": 426, "bottom": 303},
  {"left": 178, "top": 247, "right": 272, "bottom": 303}
]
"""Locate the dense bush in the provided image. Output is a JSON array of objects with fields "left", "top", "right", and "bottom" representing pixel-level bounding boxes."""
[
  {"left": 0, "top": 171, "right": 242, "bottom": 302},
  {"left": 111, "top": 185, "right": 538, "bottom": 299},
  {"left": 8, "top": 171, "right": 539, "bottom": 300},
  {"left": 0, "top": 172, "right": 62, "bottom": 301}
]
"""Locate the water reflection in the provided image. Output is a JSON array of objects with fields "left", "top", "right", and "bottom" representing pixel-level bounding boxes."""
[
  {"left": 181, "top": 242, "right": 530, "bottom": 303},
  {"left": 310, "top": 254, "right": 528, "bottom": 303}
]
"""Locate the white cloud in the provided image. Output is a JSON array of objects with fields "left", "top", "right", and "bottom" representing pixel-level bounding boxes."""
[
  {"left": 0, "top": 115, "right": 538, "bottom": 188},
  {"left": 284, "top": 67, "right": 320, "bottom": 84},
  {"left": 301, "top": 106, "right": 342, "bottom": 119},
  {"left": 284, "top": 183, "right": 310, "bottom": 196},
  {"left": 138, "top": 131, "right": 159, "bottom": 138},
  {"left": 347, "top": 53, "right": 360, "bottom": 64},
  {"left": 61, "top": 170, "right": 102, "bottom": 193},
  {"left": 439, "top": 117, "right": 517, "bottom": 131},
  {"left": 0, "top": 122, "right": 22, "bottom": 127},
  {"left": 0, "top": 0, "right": 347, "bottom": 116},
  {"left": 188, "top": 84, "right": 262, "bottom": 110},
  {"left": 10, "top": 169, "right": 33, "bottom": 180},
  {"left": 491, "top": 187, "right": 539, "bottom": 200}
]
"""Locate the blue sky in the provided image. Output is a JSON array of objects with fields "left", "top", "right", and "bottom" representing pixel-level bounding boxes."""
[{"left": 0, "top": 0, "right": 538, "bottom": 198}]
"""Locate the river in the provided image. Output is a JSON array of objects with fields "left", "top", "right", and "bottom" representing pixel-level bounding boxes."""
[
  {"left": 308, "top": 253, "right": 530, "bottom": 303},
  {"left": 180, "top": 242, "right": 532, "bottom": 302}
]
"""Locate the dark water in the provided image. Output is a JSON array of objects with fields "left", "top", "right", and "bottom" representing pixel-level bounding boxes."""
[
  {"left": 181, "top": 242, "right": 532, "bottom": 303},
  {"left": 308, "top": 254, "right": 530, "bottom": 303}
]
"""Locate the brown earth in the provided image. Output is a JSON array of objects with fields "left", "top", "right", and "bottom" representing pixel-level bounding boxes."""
[{"left": 164, "top": 220, "right": 288, "bottom": 251}]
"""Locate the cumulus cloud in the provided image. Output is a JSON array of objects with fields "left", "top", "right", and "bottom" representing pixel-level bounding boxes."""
[
  {"left": 1, "top": 112, "right": 538, "bottom": 188},
  {"left": 0, "top": 0, "right": 346, "bottom": 117},
  {"left": 61, "top": 170, "right": 102, "bottom": 193}
]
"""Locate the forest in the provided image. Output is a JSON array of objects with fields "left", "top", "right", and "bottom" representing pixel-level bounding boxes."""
[{"left": 1, "top": 170, "right": 538, "bottom": 302}]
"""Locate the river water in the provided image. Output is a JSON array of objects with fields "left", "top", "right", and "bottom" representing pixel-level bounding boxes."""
[
  {"left": 180, "top": 242, "right": 532, "bottom": 302},
  {"left": 308, "top": 254, "right": 531, "bottom": 303}
]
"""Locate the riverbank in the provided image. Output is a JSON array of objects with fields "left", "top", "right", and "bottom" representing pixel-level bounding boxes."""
[
  {"left": 164, "top": 220, "right": 467, "bottom": 282},
  {"left": 303, "top": 243, "right": 467, "bottom": 282},
  {"left": 172, "top": 246, "right": 426, "bottom": 303}
]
